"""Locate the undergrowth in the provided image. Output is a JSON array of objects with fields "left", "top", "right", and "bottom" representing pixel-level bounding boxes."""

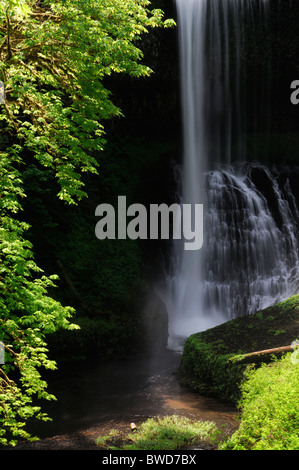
[
  {"left": 96, "top": 415, "right": 219, "bottom": 450},
  {"left": 96, "top": 354, "right": 299, "bottom": 451},
  {"left": 220, "top": 353, "right": 299, "bottom": 450}
]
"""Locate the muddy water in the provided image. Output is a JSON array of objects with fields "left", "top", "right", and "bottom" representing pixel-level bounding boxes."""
[{"left": 28, "top": 348, "right": 238, "bottom": 443}]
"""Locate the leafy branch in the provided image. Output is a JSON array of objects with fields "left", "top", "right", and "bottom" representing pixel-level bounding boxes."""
[{"left": 0, "top": 0, "right": 175, "bottom": 446}]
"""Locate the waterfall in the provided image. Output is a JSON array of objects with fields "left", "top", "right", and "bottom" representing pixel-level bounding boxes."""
[{"left": 161, "top": 0, "right": 299, "bottom": 349}]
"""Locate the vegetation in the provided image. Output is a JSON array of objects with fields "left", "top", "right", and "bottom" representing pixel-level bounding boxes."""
[
  {"left": 0, "top": 0, "right": 174, "bottom": 446},
  {"left": 24, "top": 136, "right": 176, "bottom": 362},
  {"left": 95, "top": 351, "right": 299, "bottom": 451},
  {"left": 180, "top": 294, "right": 299, "bottom": 404},
  {"left": 179, "top": 295, "right": 299, "bottom": 450},
  {"left": 0, "top": 0, "right": 298, "bottom": 452},
  {"left": 96, "top": 415, "right": 219, "bottom": 450},
  {"left": 220, "top": 354, "right": 299, "bottom": 450}
]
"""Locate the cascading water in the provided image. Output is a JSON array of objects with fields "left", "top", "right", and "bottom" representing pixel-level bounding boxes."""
[
  {"left": 203, "top": 166, "right": 299, "bottom": 318},
  {"left": 162, "top": 0, "right": 299, "bottom": 349}
]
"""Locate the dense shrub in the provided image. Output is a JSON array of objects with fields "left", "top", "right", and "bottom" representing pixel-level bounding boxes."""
[{"left": 220, "top": 354, "right": 299, "bottom": 450}]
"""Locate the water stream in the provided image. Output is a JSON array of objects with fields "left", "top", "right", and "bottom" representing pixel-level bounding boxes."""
[
  {"left": 23, "top": 350, "right": 238, "bottom": 448},
  {"left": 160, "top": 0, "right": 299, "bottom": 350}
]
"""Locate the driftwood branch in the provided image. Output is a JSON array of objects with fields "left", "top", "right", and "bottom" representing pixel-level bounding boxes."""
[{"left": 230, "top": 345, "right": 293, "bottom": 365}]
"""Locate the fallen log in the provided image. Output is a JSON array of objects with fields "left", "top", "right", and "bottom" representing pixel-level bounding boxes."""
[{"left": 230, "top": 345, "right": 293, "bottom": 365}]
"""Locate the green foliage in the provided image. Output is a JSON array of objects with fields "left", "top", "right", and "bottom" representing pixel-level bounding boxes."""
[
  {"left": 0, "top": 0, "right": 174, "bottom": 446},
  {"left": 0, "top": 155, "right": 79, "bottom": 446},
  {"left": 123, "top": 416, "right": 218, "bottom": 451},
  {"left": 96, "top": 429, "right": 121, "bottom": 449},
  {"left": 96, "top": 415, "right": 218, "bottom": 450},
  {"left": 220, "top": 354, "right": 299, "bottom": 450},
  {"left": 0, "top": 0, "right": 174, "bottom": 203}
]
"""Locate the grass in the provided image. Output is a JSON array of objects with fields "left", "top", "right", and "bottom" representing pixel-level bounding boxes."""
[
  {"left": 96, "top": 415, "right": 219, "bottom": 450},
  {"left": 219, "top": 353, "right": 299, "bottom": 450}
]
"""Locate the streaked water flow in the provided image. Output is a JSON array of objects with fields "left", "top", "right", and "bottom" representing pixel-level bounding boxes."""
[{"left": 162, "top": 0, "right": 299, "bottom": 349}]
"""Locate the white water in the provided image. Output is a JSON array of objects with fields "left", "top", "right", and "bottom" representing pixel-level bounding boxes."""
[{"left": 162, "top": 0, "right": 299, "bottom": 349}]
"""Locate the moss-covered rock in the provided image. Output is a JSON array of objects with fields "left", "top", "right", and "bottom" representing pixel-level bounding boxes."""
[{"left": 180, "top": 294, "right": 299, "bottom": 404}]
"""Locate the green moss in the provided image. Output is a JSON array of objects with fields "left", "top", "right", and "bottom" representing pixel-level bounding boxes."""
[
  {"left": 180, "top": 294, "right": 299, "bottom": 405},
  {"left": 180, "top": 338, "right": 247, "bottom": 403}
]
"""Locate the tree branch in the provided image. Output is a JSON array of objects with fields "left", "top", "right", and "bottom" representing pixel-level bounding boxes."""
[
  {"left": 6, "top": 11, "right": 12, "bottom": 60},
  {"left": 230, "top": 345, "right": 293, "bottom": 365}
]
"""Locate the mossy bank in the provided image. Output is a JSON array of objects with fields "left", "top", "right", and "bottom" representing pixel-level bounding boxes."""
[{"left": 180, "top": 294, "right": 299, "bottom": 405}]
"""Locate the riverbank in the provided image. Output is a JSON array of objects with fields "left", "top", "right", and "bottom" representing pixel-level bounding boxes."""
[
  {"left": 4, "top": 295, "right": 298, "bottom": 451},
  {"left": 6, "top": 349, "right": 238, "bottom": 451}
]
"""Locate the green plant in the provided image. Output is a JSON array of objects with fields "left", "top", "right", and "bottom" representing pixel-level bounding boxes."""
[
  {"left": 0, "top": 0, "right": 174, "bottom": 446},
  {"left": 220, "top": 354, "right": 299, "bottom": 450},
  {"left": 265, "top": 315, "right": 275, "bottom": 321},
  {"left": 272, "top": 329, "right": 287, "bottom": 336},
  {"left": 0, "top": 155, "right": 79, "bottom": 446},
  {"left": 96, "top": 415, "right": 219, "bottom": 450},
  {"left": 96, "top": 429, "right": 121, "bottom": 448},
  {"left": 0, "top": 0, "right": 175, "bottom": 204}
]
